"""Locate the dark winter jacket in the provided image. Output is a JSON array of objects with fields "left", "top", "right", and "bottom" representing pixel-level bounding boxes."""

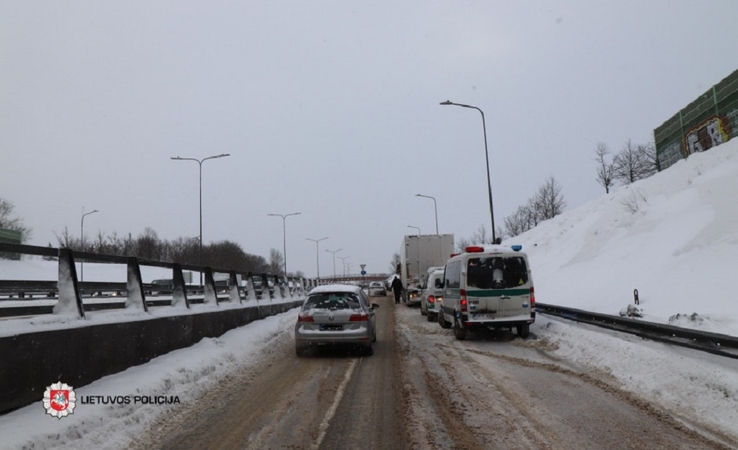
[{"left": 390, "top": 277, "right": 404, "bottom": 292}]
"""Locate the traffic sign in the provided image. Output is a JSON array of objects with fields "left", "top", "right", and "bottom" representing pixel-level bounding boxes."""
[
  {"left": 361, "top": 270, "right": 366, "bottom": 275},
  {"left": 360, "top": 264, "right": 366, "bottom": 270}
]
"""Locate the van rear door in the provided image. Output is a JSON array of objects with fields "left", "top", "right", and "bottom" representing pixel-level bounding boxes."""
[{"left": 465, "top": 255, "right": 531, "bottom": 321}]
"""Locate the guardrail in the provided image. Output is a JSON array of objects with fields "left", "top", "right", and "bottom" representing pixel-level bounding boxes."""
[
  {"left": 536, "top": 303, "right": 738, "bottom": 359},
  {"left": 0, "top": 242, "right": 315, "bottom": 319},
  {"left": 0, "top": 242, "right": 313, "bottom": 415}
]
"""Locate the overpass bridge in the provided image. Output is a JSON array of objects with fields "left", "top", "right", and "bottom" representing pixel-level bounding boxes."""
[{"left": 317, "top": 274, "right": 390, "bottom": 285}]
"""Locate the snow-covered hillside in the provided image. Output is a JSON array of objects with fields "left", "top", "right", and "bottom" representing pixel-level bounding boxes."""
[{"left": 510, "top": 138, "right": 738, "bottom": 336}]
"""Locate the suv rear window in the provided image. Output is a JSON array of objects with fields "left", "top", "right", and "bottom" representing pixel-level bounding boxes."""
[
  {"left": 467, "top": 256, "right": 528, "bottom": 289},
  {"left": 304, "top": 293, "right": 361, "bottom": 310}
]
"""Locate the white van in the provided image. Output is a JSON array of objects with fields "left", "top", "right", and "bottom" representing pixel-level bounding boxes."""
[
  {"left": 420, "top": 268, "right": 445, "bottom": 321},
  {"left": 439, "top": 244, "right": 535, "bottom": 339}
]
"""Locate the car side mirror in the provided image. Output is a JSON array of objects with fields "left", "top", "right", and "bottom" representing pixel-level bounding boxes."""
[
  {"left": 435, "top": 279, "right": 442, "bottom": 288},
  {"left": 372, "top": 303, "right": 380, "bottom": 309}
]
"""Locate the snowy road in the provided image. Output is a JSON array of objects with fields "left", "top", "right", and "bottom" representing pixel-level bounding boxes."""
[
  {"left": 129, "top": 294, "right": 407, "bottom": 450},
  {"left": 125, "top": 295, "right": 734, "bottom": 450}
]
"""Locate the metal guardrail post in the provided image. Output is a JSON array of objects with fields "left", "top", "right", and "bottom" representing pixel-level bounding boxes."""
[
  {"left": 54, "top": 248, "right": 85, "bottom": 318},
  {"left": 228, "top": 271, "right": 241, "bottom": 304},
  {"left": 125, "top": 257, "right": 149, "bottom": 312},
  {"left": 203, "top": 267, "right": 218, "bottom": 305},
  {"left": 171, "top": 263, "right": 189, "bottom": 309},
  {"left": 270, "top": 275, "right": 282, "bottom": 300}
]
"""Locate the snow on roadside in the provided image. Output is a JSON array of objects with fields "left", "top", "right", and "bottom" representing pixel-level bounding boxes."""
[{"left": 0, "top": 308, "right": 299, "bottom": 450}]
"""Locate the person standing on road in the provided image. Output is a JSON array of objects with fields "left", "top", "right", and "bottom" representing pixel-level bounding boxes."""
[{"left": 390, "top": 276, "right": 404, "bottom": 304}]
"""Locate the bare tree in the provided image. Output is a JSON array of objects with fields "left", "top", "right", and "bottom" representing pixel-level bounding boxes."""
[
  {"left": 55, "top": 227, "right": 78, "bottom": 249},
  {"left": 534, "top": 175, "right": 566, "bottom": 220},
  {"left": 268, "top": 248, "right": 284, "bottom": 275},
  {"left": 613, "top": 140, "right": 657, "bottom": 184},
  {"left": 455, "top": 237, "right": 471, "bottom": 253},
  {"left": 594, "top": 142, "right": 615, "bottom": 194},
  {"left": 136, "top": 228, "right": 161, "bottom": 260},
  {"left": 640, "top": 142, "right": 660, "bottom": 174},
  {"left": 0, "top": 198, "right": 32, "bottom": 243}
]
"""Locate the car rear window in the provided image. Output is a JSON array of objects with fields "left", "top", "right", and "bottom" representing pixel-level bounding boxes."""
[
  {"left": 467, "top": 256, "right": 528, "bottom": 289},
  {"left": 303, "top": 293, "right": 361, "bottom": 310}
]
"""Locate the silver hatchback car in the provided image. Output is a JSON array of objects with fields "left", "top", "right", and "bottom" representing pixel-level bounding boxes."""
[{"left": 295, "top": 284, "right": 379, "bottom": 356}]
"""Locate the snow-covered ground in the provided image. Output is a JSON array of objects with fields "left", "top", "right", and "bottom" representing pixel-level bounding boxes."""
[
  {"left": 1, "top": 139, "right": 738, "bottom": 448},
  {"left": 516, "top": 138, "right": 738, "bottom": 337}
]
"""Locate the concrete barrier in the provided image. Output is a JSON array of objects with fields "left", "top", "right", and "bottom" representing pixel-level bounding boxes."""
[{"left": 0, "top": 300, "right": 302, "bottom": 415}]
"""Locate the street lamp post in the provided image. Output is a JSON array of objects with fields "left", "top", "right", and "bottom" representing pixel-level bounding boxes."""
[
  {"left": 440, "top": 100, "right": 496, "bottom": 243},
  {"left": 80, "top": 208, "right": 99, "bottom": 282},
  {"left": 407, "top": 225, "right": 421, "bottom": 284},
  {"left": 268, "top": 212, "right": 301, "bottom": 275},
  {"left": 415, "top": 194, "right": 438, "bottom": 234},
  {"left": 171, "top": 153, "right": 230, "bottom": 284},
  {"left": 306, "top": 237, "right": 328, "bottom": 281},
  {"left": 338, "top": 255, "right": 351, "bottom": 277},
  {"left": 325, "top": 248, "right": 342, "bottom": 279}
]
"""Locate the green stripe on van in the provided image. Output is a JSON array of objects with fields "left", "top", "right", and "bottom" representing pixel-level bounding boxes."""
[{"left": 467, "top": 288, "right": 530, "bottom": 297}]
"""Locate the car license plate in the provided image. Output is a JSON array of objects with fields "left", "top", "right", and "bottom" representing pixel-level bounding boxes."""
[
  {"left": 471, "top": 313, "right": 495, "bottom": 320},
  {"left": 320, "top": 324, "right": 343, "bottom": 331}
]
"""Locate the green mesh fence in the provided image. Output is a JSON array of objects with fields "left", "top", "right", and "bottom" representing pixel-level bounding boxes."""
[{"left": 654, "top": 69, "right": 738, "bottom": 170}]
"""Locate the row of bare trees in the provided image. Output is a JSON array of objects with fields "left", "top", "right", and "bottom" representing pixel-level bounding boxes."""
[
  {"left": 595, "top": 140, "right": 658, "bottom": 194},
  {"left": 502, "top": 175, "right": 566, "bottom": 238},
  {"left": 0, "top": 197, "right": 290, "bottom": 274},
  {"left": 453, "top": 175, "right": 567, "bottom": 247},
  {"left": 52, "top": 226, "right": 294, "bottom": 275}
]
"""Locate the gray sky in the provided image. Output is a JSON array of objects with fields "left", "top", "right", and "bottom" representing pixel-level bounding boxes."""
[{"left": 2, "top": 0, "right": 737, "bottom": 278}]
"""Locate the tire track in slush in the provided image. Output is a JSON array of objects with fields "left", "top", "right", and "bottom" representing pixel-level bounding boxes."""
[{"left": 310, "top": 358, "right": 358, "bottom": 450}]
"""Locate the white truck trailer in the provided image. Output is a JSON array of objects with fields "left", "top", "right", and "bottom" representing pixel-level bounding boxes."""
[{"left": 398, "top": 234, "right": 455, "bottom": 303}]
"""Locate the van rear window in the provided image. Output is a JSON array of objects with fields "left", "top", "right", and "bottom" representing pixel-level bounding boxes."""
[{"left": 467, "top": 256, "right": 528, "bottom": 289}]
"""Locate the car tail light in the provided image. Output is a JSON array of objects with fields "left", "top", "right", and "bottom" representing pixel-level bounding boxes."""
[
  {"left": 297, "top": 314, "right": 314, "bottom": 322},
  {"left": 428, "top": 295, "right": 435, "bottom": 304},
  {"left": 349, "top": 313, "right": 369, "bottom": 322},
  {"left": 460, "top": 289, "right": 468, "bottom": 313},
  {"left": 530, "top": 287, "right": 535, "bottom": 310}
]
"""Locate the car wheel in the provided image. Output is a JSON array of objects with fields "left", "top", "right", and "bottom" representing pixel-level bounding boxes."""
[
  {"left": 420, "top": 304, "right": 427, "bottom": 316},
  {"left": 453, "top": 317, "right": 467, "bottom": 340},
  {"left": 363, "top": 344, "right": 374, "bottom": 356},
  {"left": 517, "top": 323, "right": 530, "bottom": 339}
]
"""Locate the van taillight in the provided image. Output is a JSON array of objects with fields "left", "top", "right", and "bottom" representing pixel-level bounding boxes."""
[
  {"left": 428, "top": 295, "right": 435, "bottom": 304},
  {"left": 530, "top": 287, "right": 535, "bottom": 310},
  {"left": 349, "top": 313, "right": 369, "bottom": 322},
  {"left": 460, "top": 289, "right": 468, "bottom": 313},
  {"left": 465, "top": 246, "right": 484, "bottom": 253},
  {"left": 298, "top": 314, "right": 314, "bottom": 322}
]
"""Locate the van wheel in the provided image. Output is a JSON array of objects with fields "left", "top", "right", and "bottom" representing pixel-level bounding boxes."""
[
  {"left": 427, "top": 312, "right": 435, "bottom": 322},
  {"left": 439, "top": 312, "right": 451, "bottom": 329},
  {"left": 453, "top": 318, "right": 467, "bottom": 340},
  {"left": 420, "top": 305, "right": 427, "bottom": 316},
  {"left": 517, "top": 323, "right": 530, "bottom": 339}
]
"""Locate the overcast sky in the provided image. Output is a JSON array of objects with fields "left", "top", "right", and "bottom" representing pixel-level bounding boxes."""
[{"left": 2, "top": 1, "right": 737, "bottom": 277}]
